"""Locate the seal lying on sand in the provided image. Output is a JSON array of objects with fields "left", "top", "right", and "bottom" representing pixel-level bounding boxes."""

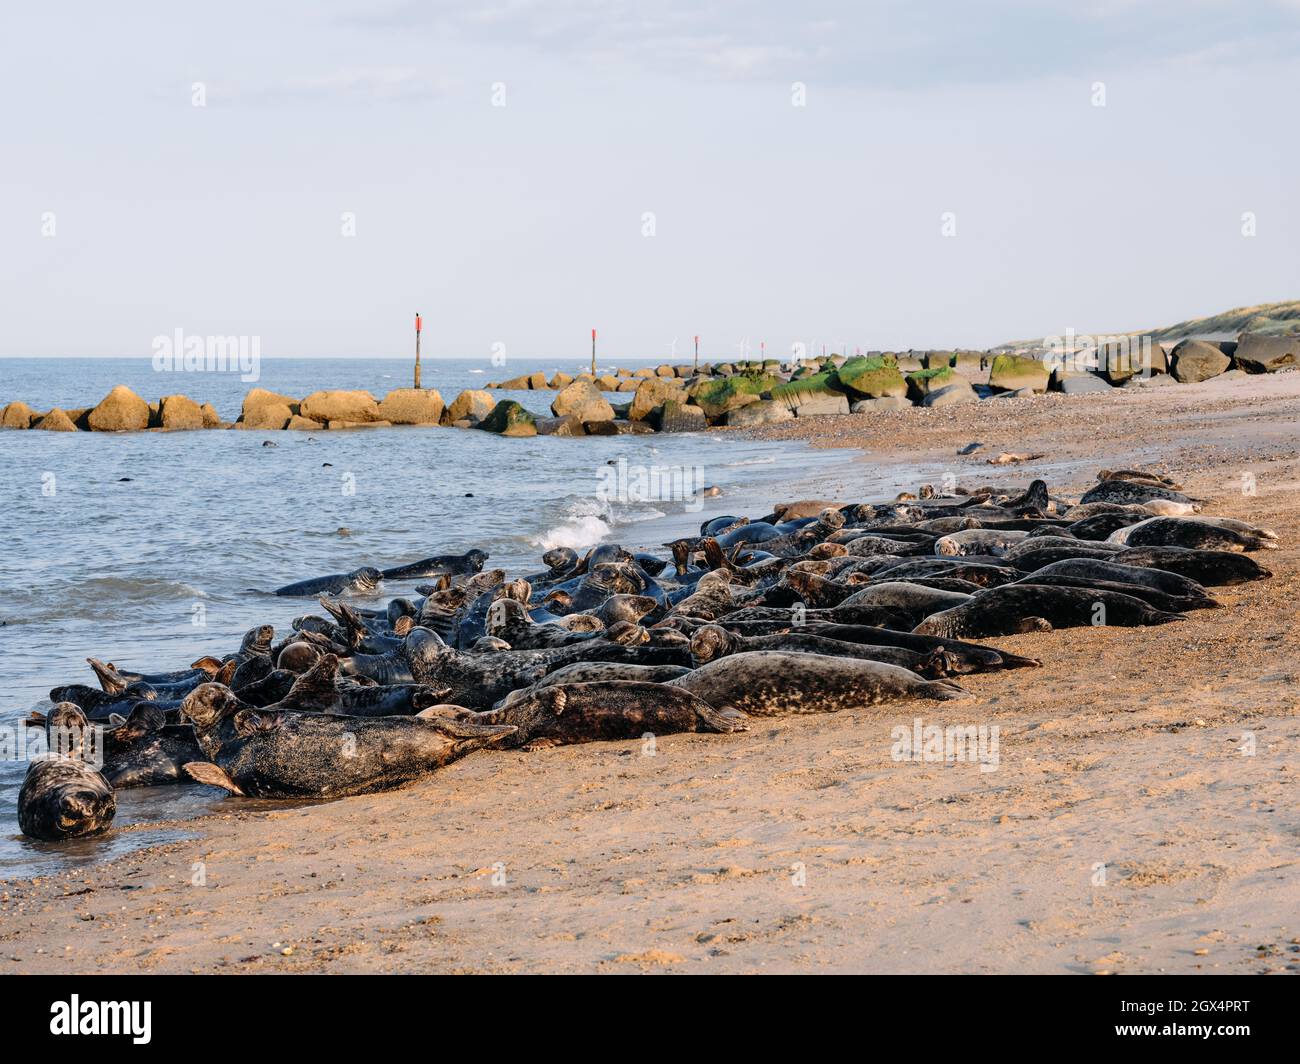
[
  {"left": 687, "top": 624, "right": 960, "bottom": 677},
  {"left": 1111, "top": 546, "right": 1273, "bottom": 585},
  {"left": 273, "top": 566, "right": 382, "bottom": 598},
  {"left": 1107, "top": 517, "right": 1279, "bottom": 552},
  {"left": 183, "top": 710, "right": 515, "bottom": 798},
  {"left": 18, "top": 704, "right": 116, "bottom": 840},
  {"left": 462, "top": 681, "right": 747, "bottom": 749},
  {"left": 669, "top": 651, "right": 971, "bottom": 714},
  {"left": 912, "top": 584, "right": 1185, "bottom": 638},
  {"left": 496, "top": 662, "right": 693, "bottom": 706}
]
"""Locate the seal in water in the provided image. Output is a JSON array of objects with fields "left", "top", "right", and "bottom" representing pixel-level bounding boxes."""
[
  {"left": 18, "top": 704, "right": 117, "bottom": 840},
  {"left": 464, "top": 681, "right": 748, "bottom": 749},
  {"left": 273, "top": 566, "right": 382, "bottom": 598},
  {"left": 381, "top": 549, "right": 489, "bottom": 581},
  {"left": 669, "top": 651, "right": 971, "bottom": 715},
  {"left": 99, "top": 704, "right": 207, "bottom": 788},
  {"left": 182, "top": 710, "right": 515, "bottom": 799},
  {"left": 912, "top": 584, "right": 1184, "bottom": 637}
]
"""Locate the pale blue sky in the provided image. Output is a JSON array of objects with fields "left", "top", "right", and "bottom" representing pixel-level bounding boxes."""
[{"left": 2, "top": 1, "right": 1297, "bottom": 360}]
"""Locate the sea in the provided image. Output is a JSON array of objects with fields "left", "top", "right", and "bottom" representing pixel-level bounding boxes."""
[{"left": 0, "top": 356, "right": 871, "bottom": 879}]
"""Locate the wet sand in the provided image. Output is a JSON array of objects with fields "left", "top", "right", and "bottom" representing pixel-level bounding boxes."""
[{"left": 3, "top": 372, "right": 1298, "bottom": 974}]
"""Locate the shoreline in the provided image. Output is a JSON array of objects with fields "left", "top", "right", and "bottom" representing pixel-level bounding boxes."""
[{"left": 3, "top": 373, "right": 1297, "bottom": 973}]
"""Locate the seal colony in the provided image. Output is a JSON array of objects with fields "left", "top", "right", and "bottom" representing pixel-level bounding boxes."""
[{"left": 16, "top": 469, "right": 1276, "bottom": 839}]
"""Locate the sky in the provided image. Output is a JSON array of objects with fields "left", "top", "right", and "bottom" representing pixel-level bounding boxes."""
[{"left": 2, "top": 1, "right": 1298, "bottom": 361}]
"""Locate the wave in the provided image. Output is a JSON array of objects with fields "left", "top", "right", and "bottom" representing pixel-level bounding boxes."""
[{"left": 723, "top": 456, "right": 777, "bottom": 467}]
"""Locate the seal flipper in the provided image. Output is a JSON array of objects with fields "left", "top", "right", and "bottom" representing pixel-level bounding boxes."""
[
  {"left": 921, "top": 680, "right": 975, "bottom": 702},
  {"left": 276, "top": 653, "right": 339, "bottom": 711},
  {"left": 183, "top": 762, "right": 245, "bottom": 796},
  {"left": 696, "top": 704, "right": 749, "bottom": 734}
]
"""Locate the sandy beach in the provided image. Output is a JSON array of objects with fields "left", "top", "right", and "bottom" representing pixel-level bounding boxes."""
[{"left": 3, "top": 372, "right": 1297, "bottom": 975}]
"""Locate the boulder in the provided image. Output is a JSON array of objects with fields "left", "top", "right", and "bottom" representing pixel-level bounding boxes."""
[
  {"left": 1, "top": 401, "right": 35, "bottom": 429},
  {"left": 551, "top": 381, "right": 615, "bottom": 422},
  {"left": 836, "top": 356, "right": 907, "bottom": 399},
  {"left": 673, "top": 365, "right": 695, "bottom": 378},
  {"left": 727, "top": 400, "right": 795, "bottom": 427},
  {"left": 240, "top": 388, "right": 299, "bottom": 427},
  {"left": 655, "top": 399, "right": 708, "bottom": 433},
  {"left": 328, "top": 419, "right": 392, "bottom": 430},
  {"left": 769, "top": 371, "right": 847, "bottom": 415},
  {"left": 33, "top": 408, "right": 78, "bottom": 432},
  {"left": 655, "top": 364, "right": 676, "bottom": 377},
  {"left": 200, "top": 403, "right": 223, "bottom": 428},
  {"left": 633, "top": 367, "right": 657, "bottom": 378},
  {"left": 286, "top": 415, "right": 324, "bottom": 430},
  {"left": 548, "top": 372, "right": 575, "bottom": 390},
  {"left": 616, "top": 379, "right": 640, "bottom": 392},
  {"left": 1233, "top": 334, "right": 1299, "bottom": 374},
  {"left": 87, "top": 385, "right": 151, "bottom": 431},
  {"left": 594, "top": 375, "right": 620, "bottom": 391},
  {"left": 444, "top": 389, "right": 496, "bottom": 424},
  {"left": 1058, "top": 374, "right": 1114, "bottom": 396},
  {"left": 988, "top": 355, "right": 1049, "bottom": 393},
  {"left": 905, "top": 367, "right": 958, "bottom": 401},
  {"left": 923, "top": 380, "right": 979, "bottom": 408},
  {"left": 495, "top": 374, "right": 532, "bottom": 389},
  {"left": 525, "top": 372, "right": 547, "bottom": 390},
  {"left": 299, "top": 390, "right": 380, "bottom": 424},
  {"left": 478, "top": 400, "right": 537, "bottom": 437},
  {"left": 628, "top": 378, "right": 686, "bottom": 421},
  {"left": 851, "top": 396, "right": 912, "bottom": 413},
  {"left": 157, "top": 394, "right": 207, "bottom": 430},
  {"left": 585, "top": 419, "right": 654, "bottom": 435},
  {"left": 1169, "top": 340, "right": 1231, "bottom": 383},
  {"left": 687, "top": 376, "right": 773, "bottom": 422},
  {"left": 789, "top": 392, "right": 850, "bottom": 417},
  {"left": 535, "top": 415, "right": 586, "bottom": 436},
  {"left": 378, "top": 388, "right": 445, "bottom": 425}
]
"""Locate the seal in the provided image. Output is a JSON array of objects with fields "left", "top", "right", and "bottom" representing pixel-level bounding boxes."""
[
  {"left": 1107, "top": 517, "right": 1279, "bottom": 552},
  {"left": 687, "top": 624, "right": 961, "bottom": 677},
  {"left": 934, "top": 529, "right": 1028, "bottom": 557},
  {"left": 803, "top": 622, "right": 1042, "bottom": 671},
  {"left": 912, "top": 584, "right": 1185, "bottom": 638},
  {"left": 1016, "top": 558, "right": 1215, "bottom": 601},
  {"left": 381, "top": 549, "right": 489, "bottom": 581},
  {"left": 497, "top": 662, "right": 693, "bottom": 706},
  {"left": 182, "top": 710, "right": 515, "bottom": 799},
  {"left": 1111, "top": 547, "right": 1273, "bottom": 586},
  {"left": 668, "top": 651, "right": 970, "bottom": 714},
  {"left": 274, "top": 654, "right": 449, "bottom": 716},
  {"left": 466, "top": 681, "right": 748, "bottom": 749},
  {"left": 17, "top": 703, "right": 116, "bottom": 840},
  {"left": 273, "top": 566, "right": 382, "bottom": 598},
  {"left": 99, "top": 704, "right": 207, "bottom": 788},
  {"left": 1078, "top": 479, "right": 1201, "bottom": 513}
]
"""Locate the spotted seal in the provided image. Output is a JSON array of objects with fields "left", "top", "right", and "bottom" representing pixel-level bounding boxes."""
[
  {"left": 463, "top": 681, "right": 747, "bottom": 749},
  {"left": 912, "top": 584, "right": 1185, "bottom": 637},
  {"left": 182, "top": 709, "right": 515, "bottom": 799},
  {"left": 273, "top": 566, "right": 382, "bottom": 598},
  {"left": 17, "top": 704, "right": 116, "bottom": 840},
  {"left": 669, "top": 651, "right": 971, "bottom": 714}
]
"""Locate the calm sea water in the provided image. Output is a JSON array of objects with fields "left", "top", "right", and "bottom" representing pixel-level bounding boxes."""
[{"left": 0, "top": 356, "right": 864, "bottom": 879}]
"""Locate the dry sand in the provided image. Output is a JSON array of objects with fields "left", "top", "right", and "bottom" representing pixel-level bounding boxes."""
[{"left": 3, "top": 372, "right": 1298, "bottom": 974}]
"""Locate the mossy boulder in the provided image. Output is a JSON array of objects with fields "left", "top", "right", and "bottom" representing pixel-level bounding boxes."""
[
  {"left": 479, "top": 400, "right": 537, "bottom": 436},
  {"left": 727, "top": 400, "right": 794, "bottom": 427},
  {"left": 628, "top": 377, "right": 686, "bottom": 421},
  {"left": 988, "top": 355, "right": 1049, "bottom": 393},
  {"left": 836, "top": 356, "right": 906, "bottom": 399},
  {"left": 87, "top": 385, "right": 151, "bottom": 431},
  {"left": 905, "top": 366, "right": 957, "bottom": 401},
  {"left": 687, "top": 375, "right": 774, "bottom": 422}
]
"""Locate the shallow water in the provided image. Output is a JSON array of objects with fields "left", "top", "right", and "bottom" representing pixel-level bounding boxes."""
[{"left": 0, "top": 356, "right": 863, "bottom": 879}]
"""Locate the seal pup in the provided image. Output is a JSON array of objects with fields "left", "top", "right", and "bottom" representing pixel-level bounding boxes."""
[
  {"left": 465, "top": 681, "right": 747, "bottom": 749},
  {"left": 912, "top": 584, "right": 1185, "bottom": 638},
  {"left": 18, "top": 704, "right": 116, "bottom": 840},
  {"left": 669, "top": 651, "right": 970, "bottom": 714},
  {"left": 182, "top": 710, "right": 515, "bottom": 799},
  {"left": 273, "top": 566, "right": 382, "bottom": 598},
  {"left": 381, "top": 549, "right": 488, "bottom": 581}
]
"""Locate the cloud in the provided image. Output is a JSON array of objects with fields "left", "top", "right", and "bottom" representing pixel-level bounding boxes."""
[{"left": 338, "top": 0, "right": 1300, "bottom": 89}]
